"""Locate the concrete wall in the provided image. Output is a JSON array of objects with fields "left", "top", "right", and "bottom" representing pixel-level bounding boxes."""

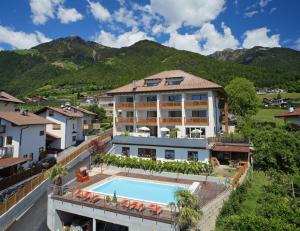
[{"left": 47, "top": 198, "right": 177, "bottom": 231}]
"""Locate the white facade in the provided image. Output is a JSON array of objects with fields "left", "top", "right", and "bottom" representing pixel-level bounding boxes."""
[
  {"left": 0, "top": 101, "right": 17, "bottom": 112},
  {"left": 0, "top": 119, "right": 46, "bottom": 165}
]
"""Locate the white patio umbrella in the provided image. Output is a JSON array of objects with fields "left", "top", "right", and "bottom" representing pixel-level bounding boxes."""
[
  {"left": 160, "top": 127, "right": 170, "bottom": 132},
  {"left": 138, "top": 126, "right": 150, "bottom": 132},
  {"left": 191, "top": 128, "right": 201, "bottom": 133}
]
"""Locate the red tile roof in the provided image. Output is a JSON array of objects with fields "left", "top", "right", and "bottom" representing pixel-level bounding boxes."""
[
  {"left": 212, "top": 145, "right": 250, "bottom": 153},
  {"left": 0, "top": 112, "right": 53, "bottom": 126},
  {"left": 275, "top": 108, "right": 300, "bottom": 118},
  {"left": 0, "top": 157, "right": 29, "bottom": 169},
  {"left": 108, "top": 70, "right": 223, "bottom": 95},
  {"left": 0, "top": 91, "right": 24, "bottom": 104},
  {"left": 35, "top": 107, "right": 83, "bottom": 118}
]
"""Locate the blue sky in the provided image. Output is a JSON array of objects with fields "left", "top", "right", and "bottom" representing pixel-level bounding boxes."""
[{"left": 0, "top": 0, "right": 299, "bottom": 55}]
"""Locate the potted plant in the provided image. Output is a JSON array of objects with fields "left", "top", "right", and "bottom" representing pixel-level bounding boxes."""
[
  {"left": 112, "top": 190, "right": 118, "bottom": 206},
  {"left": 105, "top": 195, "right": 111, "bottom": 206}
]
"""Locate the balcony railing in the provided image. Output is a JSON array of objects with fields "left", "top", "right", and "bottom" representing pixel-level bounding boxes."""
[
  {"left": 0, "top": 125, "right": 6, "bottom": 133},
  {"left": 135, "top": 101, "right": 157, "bottom": 109},
  {"left": 185, "top": 100, "right": 208, "bottom": 109},
  {"left": 137, "top": 117, "right": 157, "bottom": 125},
  {"left": 160, "top": 117, "right": 182, "bottom": 125},
  {"left": 185, "top": 117, "right": 209, "bottom": 125},
  {"left": 115, "top": 117, "right": 134, "bottom": 125},
  {"left": 160, "top": 101, "right": 181, "bottom": 109},
  {"left": 115, "top": 102, "right": 133, "bottom": 110},
  {"left": 0, "top": 147, "right": 13, "bottom": 157}
]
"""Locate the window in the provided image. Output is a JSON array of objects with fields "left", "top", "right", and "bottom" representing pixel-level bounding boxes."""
[
  {"left": 0, "top": 136, "right": 3, "bottom": 147},
  {"left": 125, "top": 125, "right": 133, "bottom": 132},
  {"left": 165, "top": 77, "right": 183, "bottom": 85},
  {"left": 147, "top": 111, "right": 157, "bottom": 117},
  {"left": 122, "top": 147, "right": 130, "bottom": 157},
  {"left": 168, "top": 111, "right": 182, "bottom": 117},
  {"left": 165, "top": 150, "right": 175, "bottom": 160},
  {"left": 126, "top": 111, "right": 134, "bottom": 117},
  {"left": 49, "top": 110, "right": 54, "bottom": 116},
  {"left": 192, "top": 110, "right": 207, "bottom": 118},
  {"left": 186, "top": 127, "right": 206, "bottom": 138},
  {"left": 52, "top": 124, "right": 61, "bottom": 130},
  {"left": 39, "top": 130, "right": 45, "bottom": 136},
  {"left": 72, "top": 136, "right": 76, "bottom": 142},
  {"left": 146, "top": 96, "right": 157, "bottom": 101},
  {"left": 168, "top": 95, "right": 181, "bottom": 101},
  {"left": 83, "top": 120, "right": 87, "bottom": 124},
  {"left": 191, "top": 94, "right": 208, "bottom": 100},
  {"left": 188, "top": 151, "right": 198, "bottom": 161},
  {"left": 6, "top": 136, "right": 12, "bottom": 145},
  {"left": 126, "top": 97, "right": 133, "bottom": 102},
  {"left": 138, "top": 148, "right": 156, "bottom": 159},
  {"left": 144, "top": 79, "right": 161, "bottom": 87}
]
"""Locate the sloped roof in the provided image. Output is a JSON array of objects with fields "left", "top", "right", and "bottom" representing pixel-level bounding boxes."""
[
  {"left": 0, "top": 91, "right": 24, "bottom": 104},
  {"left": 0, "top": 157, "right": 29, "bottom": 169},
  {"left": 212, "top": 144, "right": 250, "bottom": 153},
  {"left": 70, "top": 106, "right": 97, "bottom": 116},
  {"left": 108, "top": 70, "right": 223, "bottom": 95},
  {"left": 275, "top": 108, "right": 300, "bottom": 118},
  {"left": 35, "top": 107, "right": 83, "bottom": 118},
  {"left": 0, "top": 112, "right": 53, "bottom": 126}
]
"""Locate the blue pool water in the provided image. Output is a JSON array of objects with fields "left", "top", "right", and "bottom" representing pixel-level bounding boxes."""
[{"left": 89, "top": 178, "right": 186, "bottom": 205}]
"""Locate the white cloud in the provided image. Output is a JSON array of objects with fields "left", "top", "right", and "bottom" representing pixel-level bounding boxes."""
[
  {"left": 151, "top": 24, "right": 166, "bottom": 35},
  {"left": 29, "top": 0, "right": 63, "bottom": 25},
  {"left": 198, "top": 22, "right": 239, "bottom": 55},
  {"left": 293, "top": 38, "right": 300, "bottom": 51},
  {"left": 0, "top": 25, "right": 51, "bottom": 49},
  {"left": 242, "top": 27, "right": 280, "bottom": 48},
  {"left": 150, "top": 0, "right": 225, "bottom": 28},
  {"left": 88, "top": 1, "right": 111, "bottom": 22},
  {"left": 164, "top": 31, "right": 201, "bottom": 53},
  {"left": 270, "top": 7, "right": 277, "bottom": 14},
  {"left": 57, "top": 6, "right": 83, "bottom": 24},
  {"left": 113, "top": 7, "right": 138, "bottom": 28},
  {"left": 244, "top": 10, "right": 258, "bottom": 18},
  {"left": 259, "top": 0, "right": 272, "bottom": 8},
  {"left": 94, "top": 29, "right": 154, "bottom": 48}
]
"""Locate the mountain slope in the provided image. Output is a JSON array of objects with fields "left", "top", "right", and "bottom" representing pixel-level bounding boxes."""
[{"left": 0, "top": 37, "right": 300, "bottom": 96}]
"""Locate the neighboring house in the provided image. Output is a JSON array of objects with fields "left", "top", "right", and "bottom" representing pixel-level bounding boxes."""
[
  {"left": 275, "top": 107, "right": 300, "bottom": 126},
  {"left": 0, "top": 91, "right": 24, "bottom": 112},
  {"left": 97, "top": 95, "right": 114, "bottom": 117},
  {"left": 0, "top": 111, "right": 52, "bottom": 166},
  {"left": 108, "top": 70, "right": 231, "bottom": 163},
  {"left": 69, "top": 105, "right": 97, "bottom": 133},
  {"left": 36, "top": 105, "right": 95, "bottom": 150}
]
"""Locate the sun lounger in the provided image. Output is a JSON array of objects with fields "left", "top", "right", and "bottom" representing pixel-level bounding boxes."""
[
  {"left": 149, "top": 204, "right": 162, "bottom": 215},
  {"left": 74, "top": 189, "right": 82, "bottom": 198},
  {"left": 125, "top": 201, "right": 138, "bottom": 209},
  {"left": 82, "top": 191, "right": 91, "bottom": 201},
  {"left": 90, "top": 194, "right": 100, "bottom": 203},
  {"left": 135, "top": 203, "right": 145, "bottom": 212}
]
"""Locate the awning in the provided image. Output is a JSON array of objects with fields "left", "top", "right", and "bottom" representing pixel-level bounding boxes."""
[
  {"left": 46, "top": 132, "right": 61, "bottom": 139},
  {"left": 212, "top": 145, "right": 250, "bottom": 153},
  {"left": 0, "top": 157, "right": 29, "bottom": 169}
]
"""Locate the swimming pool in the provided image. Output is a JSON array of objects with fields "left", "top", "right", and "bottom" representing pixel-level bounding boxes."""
[{"left": 89, "top": 178, "right": 187, "bottom": 205}]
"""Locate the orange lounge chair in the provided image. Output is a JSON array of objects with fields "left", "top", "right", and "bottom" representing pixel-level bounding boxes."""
[
  {"left": 90, "top": 194, "right": 100, "bottom": 203},
  {"left": 74, "top": 189, "right": 82, "bottom": 198},
  {"left": 82, "top": 191, "right": 92, "bottom": 201},
  {"left": 135, "top": 203, "right": 145, "bottom": 212},
  {"left": 150, "top": 205, "right": 162, "bottom": 215},
  {"left": 126, "top": 201, "right": 139, "bottom": 209},
  {"left": 121, "top": 199, "right": 129, "bottom": 205}
]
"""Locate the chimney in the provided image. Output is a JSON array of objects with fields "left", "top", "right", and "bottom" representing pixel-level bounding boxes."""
[
  {"left": 132, "top": 80, "right": 137, "bottom": 91},
  {"left": 288, "top": 107, "right": 294, "bottom": 113}
]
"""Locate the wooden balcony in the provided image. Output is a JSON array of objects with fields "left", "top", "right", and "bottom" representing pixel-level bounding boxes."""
[
  {"left": 115, "top": 117, "right": 134, "bottom": 125},
  {"left": 115, "top": 102, "right": 133, "bottom": 110},
  {"left": 135, "top": 101, "right": 157, "bottom": 109},
  {"left": 185, "top": 117, "right": 209, "bottom": 125},
  {"left": 160, "top": 101, "right": 181, "bottom": 109},
  {"left": 160, "top": 117, "right": 182, "bottom": 125},
  {"left": 185, "top": 100, "right": 208, "bottom": 109},
  {"left": 137, "top": 117, "right": 157, "bottom": 125}
]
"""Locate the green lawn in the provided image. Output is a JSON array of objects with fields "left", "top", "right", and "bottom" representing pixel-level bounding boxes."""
[
  {"left": 239, "top": 171, "right": 269, "bottom": 215},
  {"left": 258, "top": 92, "right": 300, "bottom": 101},
  {"left": 253, "top": 108, "right": 286, "bottom": 125}
]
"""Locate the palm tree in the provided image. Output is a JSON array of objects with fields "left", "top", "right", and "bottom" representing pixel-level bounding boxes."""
[
  {"left": 170, "top": 127, "right": 180, "bottom": 138},
  {"left": 175, "top": 189, "right": 202, "bottom": 231},
  {"left": 46, "top": 164, "right": 67, "bottom": 186}
]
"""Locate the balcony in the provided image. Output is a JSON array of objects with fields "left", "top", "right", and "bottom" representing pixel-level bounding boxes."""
[
  {"left": 160, "top": 117, "right": 182, "bottom": 125},
  {"left": 137, "top": 117, "right": 157, "bottom": 125},
  {"left": 185, "top": 117, "right": 209, "bottom": 125},
  {"left": 135, "top": 101, "right": 157, "bottom": 109},
  {"left": 115, "top": 102, "right": 133, "bottom": 110},
  {"left": 115, "top": 117, "right": 134, "bottom": 125},
  {"left": 0, "top": 125, "right": 6, "bottom": 133},
  {"left": 160, "top": 101, "right": 181, "bottom": 109},
  {"left": 0, "top": 147, "right": 13, "bottom": 157},
  {"left": 185, "top": 100, "right": 208, "bottom": 109}
]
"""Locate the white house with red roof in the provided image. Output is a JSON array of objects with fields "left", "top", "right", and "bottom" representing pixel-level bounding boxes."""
[
  {"left": 275, "top": 107, "right": 300, "bottom": 125},
  {"left": 0, "top": 91, "right": 24, "bottom": 112}
]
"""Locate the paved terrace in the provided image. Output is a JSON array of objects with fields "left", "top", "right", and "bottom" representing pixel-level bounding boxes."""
[{"left": 51, "top": 172, "right": 227, "bottom": 225}]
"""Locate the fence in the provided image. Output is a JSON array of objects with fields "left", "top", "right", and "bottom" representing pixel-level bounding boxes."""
[
  {"left": 231, "top": 162, "right": 249, "bottom": 188},
  {"left": 0, "top": 128, "right": 113, "bottom": 216}
]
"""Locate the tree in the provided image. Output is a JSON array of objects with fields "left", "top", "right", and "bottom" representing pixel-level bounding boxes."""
[
  {"left": 85, "top": 104, "right": 106, "bottom": 122},
  {"left": 46, "top": 164, "right": 67, "bottom": 186},
  {"left": 225, "top": 78, "right": 258, "bottom": 118},
  {"left": 175, "top": 189, "right": 202, "bottom": 230}
]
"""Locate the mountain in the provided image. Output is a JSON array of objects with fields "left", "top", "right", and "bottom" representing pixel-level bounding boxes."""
[
  {"left": 0, "top": 37, "right": 300, "bottom": 97},
  {"left": 209, "top": 46, "right": 300, "bottom": 73}
]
